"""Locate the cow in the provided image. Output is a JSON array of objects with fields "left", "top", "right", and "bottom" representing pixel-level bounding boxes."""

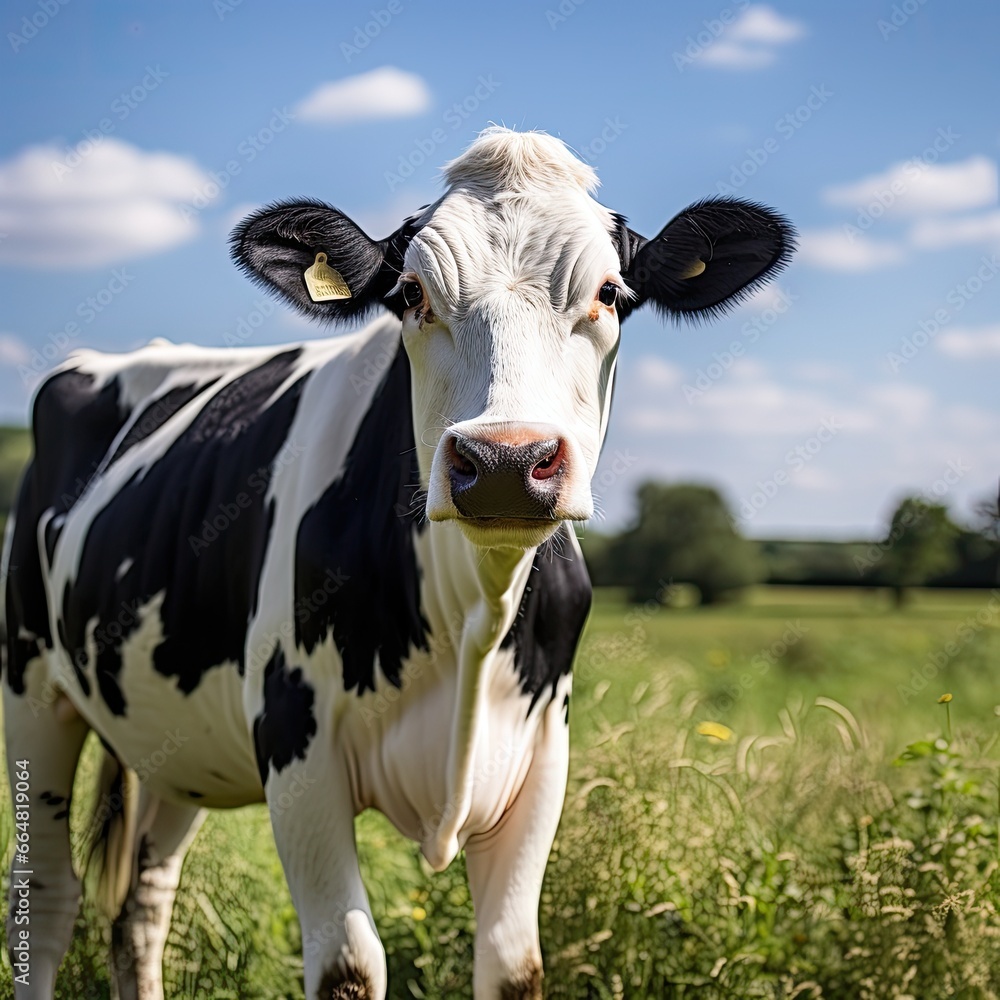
[{"left": 2, "top": 127, "right": 794, "bottom": 999}]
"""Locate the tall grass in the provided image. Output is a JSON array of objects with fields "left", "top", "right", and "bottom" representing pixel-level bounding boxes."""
[{"left": 2, "top": 586, "right": 999, "bottom": 998}]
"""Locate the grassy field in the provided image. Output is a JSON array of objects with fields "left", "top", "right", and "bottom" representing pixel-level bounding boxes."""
[{"left": 3, "top": 585, "right": 1000, "bottom": 998}]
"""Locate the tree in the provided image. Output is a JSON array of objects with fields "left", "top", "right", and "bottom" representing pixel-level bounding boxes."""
[
  {"left": 880, "top": 497, "right": 961, "bottom": 606},
  {"left": 973, "top": 483, "right": 1000, "bottom": 542},
  {"left": 607, "top": 482, "right": 763, "bottom": 605}
]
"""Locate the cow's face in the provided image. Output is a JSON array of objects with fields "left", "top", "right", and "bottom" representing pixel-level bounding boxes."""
[{"left": 233, "top": 128, "right": 794, "bottom": 550}]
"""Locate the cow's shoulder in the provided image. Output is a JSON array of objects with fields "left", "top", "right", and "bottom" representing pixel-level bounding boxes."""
[{"left": 293, "top": 340, "right": 430, "bottom": 696}]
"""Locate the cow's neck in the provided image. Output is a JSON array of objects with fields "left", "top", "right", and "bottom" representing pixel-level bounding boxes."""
[{"left": 413, "top": 517, "right": 537, "bottom": 868}]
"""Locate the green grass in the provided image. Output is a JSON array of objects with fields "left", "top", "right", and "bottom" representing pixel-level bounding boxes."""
[{"left": 3, "top": 585, "right": 1000, "bottom": 998}]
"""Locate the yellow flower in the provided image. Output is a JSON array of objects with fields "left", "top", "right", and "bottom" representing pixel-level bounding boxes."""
[
  {"left": 696, "top": 721, "right": 733, "bottom": 742},
  {"left": 411, "top": 906, "right": 427, "bottom": 921},
  {"left": 937, "top": 693, "right": 953, "bottom": 704}
]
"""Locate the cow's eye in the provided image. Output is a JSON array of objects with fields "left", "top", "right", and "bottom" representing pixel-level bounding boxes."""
[
  {"left": 598, "top": 282, "right": 619, "bottom": 307},
  {"left": 401, "top": 281, "right": 424, "bottom": 309}
]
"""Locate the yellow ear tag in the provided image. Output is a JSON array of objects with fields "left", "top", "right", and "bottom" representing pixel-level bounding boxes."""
[
  {"left": 680, "top": 259, "right": 707, "bottom": 279},
  {"left": 303, "top": 252, "right": 352, "bottom": 302}
]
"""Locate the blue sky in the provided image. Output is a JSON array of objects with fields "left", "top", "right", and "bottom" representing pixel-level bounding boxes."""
[{"left": 1, "top": 0, "right": 998, "bottom": 538}]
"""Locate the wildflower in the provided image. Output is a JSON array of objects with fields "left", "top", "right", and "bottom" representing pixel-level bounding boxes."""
[
  {"left": 411, "top": 906, "right": 427, "bottom": 921},
  {"left": 938, "top": 693, "right": 953, "bottom": 742},
  {"left": 696, "top": 721, "right": 733, "bottom": 742}
]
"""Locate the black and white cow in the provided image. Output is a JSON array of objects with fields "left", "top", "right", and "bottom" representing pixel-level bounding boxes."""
[{"left": 2, "top": 128, "right": 793, "bottom": 999}]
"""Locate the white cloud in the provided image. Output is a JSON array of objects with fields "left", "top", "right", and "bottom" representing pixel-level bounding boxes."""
[
  {"left": 863, "top": 383, "right": 934, "bottom": 428},
  {"left": 0, "top": 138, "right": 212, "bottom": 269},
  {"left": 729, "top": 4, "right": 806, "bottom": 42},
  {"left": 937, "top": 324, "right": 1000, "bottom": 359},
  {"left": 636, "top": 354, "right": 683, "bottom": 389},
  {"left": 698, "top": 5, "right": 805, "bottom": 70},
  {"left": 796, "top": 228, "right": 905, "bottom": 271},
  {"left": 824, "top": 156, "right": 997, "bottom": 215},
  {"left": 943, "top": 404, "right": 1000, "bottom": 435},
  {"left": 909, "top": 210, "right": 1000, "bottom": 249},
  {"left": 295, "top": 67, "right": 431, "bottom": 125},
  {"left": 700, "top": 41, "right": 776, "bottom": 69},
  {"left": 789, "top": 361, "right": 849, "bottom": 383},
  {"left": 739, "top": 282, "right": 794, "bottom": 312},
  {"left": 0, "top": 333, "right": 30, "bottom": 366}
]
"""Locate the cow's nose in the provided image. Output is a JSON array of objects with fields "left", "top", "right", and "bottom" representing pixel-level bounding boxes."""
[{"left": 448, "top": 434, "right": 567, "bottom": 519}]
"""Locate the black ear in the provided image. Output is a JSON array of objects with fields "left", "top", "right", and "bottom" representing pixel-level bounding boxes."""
[
  {"left": 230, "top": 199, "right": 418, "bottom": 323},
  {"left": 619, "top": 198, "right": 795, "bottom": 322}
]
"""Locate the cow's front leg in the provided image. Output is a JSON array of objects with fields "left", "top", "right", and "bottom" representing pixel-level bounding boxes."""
[
  {"left": 465, "top": 701, "right": 571, "bottom": 1000},
  {"left": 265, "top": 750, "right": 385, "bottom": 1000}
]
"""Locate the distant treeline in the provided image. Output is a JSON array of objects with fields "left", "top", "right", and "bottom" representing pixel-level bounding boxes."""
[
  {"left": 1, "top": 427, "right": 996, "bottom": 603},
  {"left": 582, "top": 483, "right": 1000, "bottom": 605},
  {"left": 756, "top": 537, "right": 1000, "bottom": 589}
]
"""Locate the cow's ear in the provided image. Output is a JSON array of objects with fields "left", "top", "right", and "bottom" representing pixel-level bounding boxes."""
[
  {"left": 230, "top": 200, "right": 418, "bottom": 323},
  {"left": 620, "top": 198, "right": 795, "bottom": 322}
]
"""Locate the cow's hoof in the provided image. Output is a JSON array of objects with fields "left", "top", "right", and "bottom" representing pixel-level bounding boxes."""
[
  {"left": 324, "top": 988, "right": 369, "bottom": 1000},
  {"left": 500, "top": 965, "right": 543, "bottom": 999},
  {"left": 317, "top": 967, "right": 375, "bottom": 999}
]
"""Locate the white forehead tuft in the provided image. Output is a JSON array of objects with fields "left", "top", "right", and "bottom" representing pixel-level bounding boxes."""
[{"left": 443, "top": 126, "right": 599, "bottom": 196}]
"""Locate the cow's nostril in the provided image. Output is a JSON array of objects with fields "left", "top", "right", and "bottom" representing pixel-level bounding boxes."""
[
  {"left": 531, "top": 440, "right": 566, "bottom": 481},
  {"left": 448, "top": 438, "right": 478, "bottom": 482}
]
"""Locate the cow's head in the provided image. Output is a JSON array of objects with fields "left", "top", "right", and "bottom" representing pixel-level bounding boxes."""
[{"left": 232, "top": 128, "right": 794, "bottom": 549}]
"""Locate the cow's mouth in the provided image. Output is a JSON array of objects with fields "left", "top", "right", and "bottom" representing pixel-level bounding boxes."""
[{"left": 454, "top": 515, "right": 562, "bottom": 548}]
